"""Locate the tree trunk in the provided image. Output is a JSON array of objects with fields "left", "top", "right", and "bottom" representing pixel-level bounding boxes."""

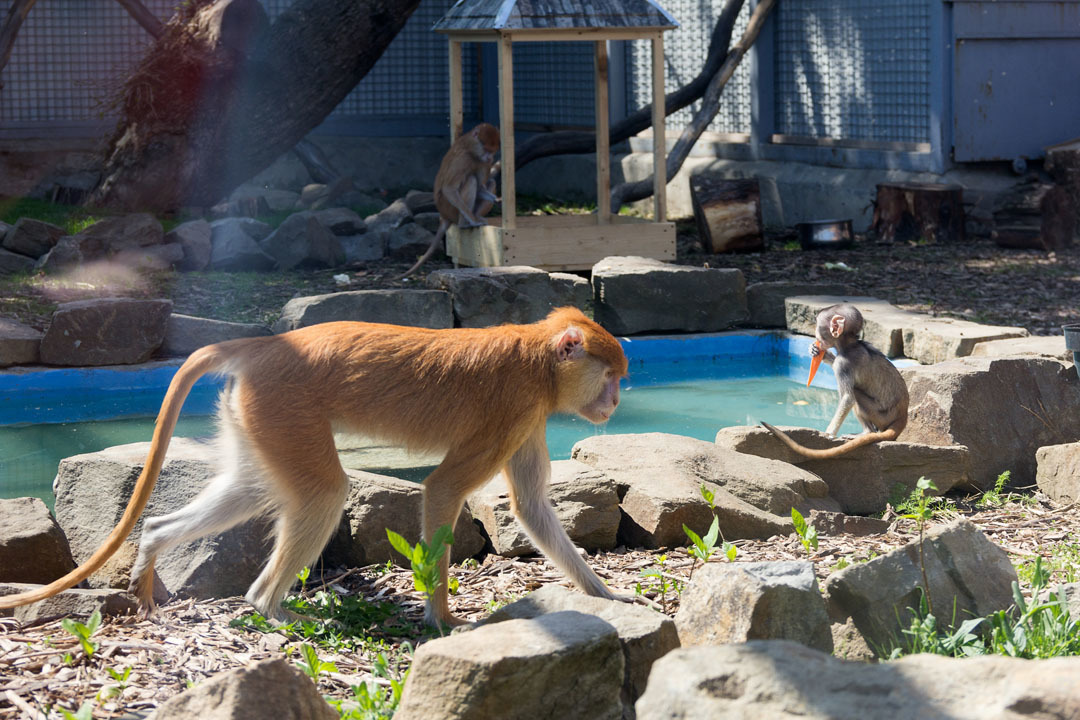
[
  {"left": 88, "top": 0, "right": 422, "bottom": 212},
  {"left": 870, "top": 182, "right": 965, "bottom": 243}
]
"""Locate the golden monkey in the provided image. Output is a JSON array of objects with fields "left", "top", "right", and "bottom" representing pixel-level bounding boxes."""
[
  {"left": 0, "top": 308, "right": 626, "bottom": 628},
  {"left": 762, "top": 304, "right": 908, "bottom": 459},
  {"left": 400, "top": 122, "right": 500, "bottom": 278}
]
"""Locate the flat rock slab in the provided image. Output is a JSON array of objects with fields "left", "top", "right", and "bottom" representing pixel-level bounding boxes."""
[
  {"left": 0, "top": 247, "right": 35, "bottom": 274},
  {"left": 0, "top": 584, "right": 138, "bottom": 624},
  {"left": 1036, "top": 442, "right": 1080, "bottom": 504},
  {"left": 259, "top": 211, "right": 345, "bottom": 270},
  {"left": 636, "top": 640, "right": 1080, "bottom": 720},
  {"left": 0, "top": 317, "right": 42, "bottom": 367},
  {"left": 971, "top": 334, "right": 1073, "bottom": 362},
  {"left": 0, "top": 497, "right": 75, "bottom": 584},
  {"left": 426, "top": 265, "right": 591, "bottom": 328},
  {"left": 823, "top": 518, "right": 1016, "bottom": 653},
  {"left": 675, "top": 561, "right": 832, "bottom": 653},
  {"left": 40, "top": 298, "right": 172, "bottom": 366},
  {"left": 745, "top": 282, "right": 851, "bottom": 328},
  {"left": 208, "top": 218, "right": 275, "bottom": 271},
  {"left": 162, "top": 314, "right": 272, "bottom": 356},
  {"left": 3, "top": 217, "right": 65, "bottom": 259},
  {"left": 715, "top": 425, "right": 970, "bottom": 514},
  {"left": 902, "top": 356, "right": 1080, "bottom": 489},
  {"left": 487, "top": 585, "right": 679, "bottom": 717},
  {"left": 272, "top": 289, "right": 452, "bottom": 332},
  {"left": 571, "top": 433, "right": 833, "bottom": 547},
  {"left": 592, "top": 256, "right": 748, "bottom": 335},
  {"left": 396, "top": 611, "right": 624, "bottom": 720},
  {"left": 785, "top": 295, "right": 1028, "bottom": 362},
  {"left": 468, "top": 460, "right": 620, "bottom": 557}
]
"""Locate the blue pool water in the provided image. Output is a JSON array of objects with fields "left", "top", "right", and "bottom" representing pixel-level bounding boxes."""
[{"left": 0, "top": 332, "right": 876, "bottom": 506}]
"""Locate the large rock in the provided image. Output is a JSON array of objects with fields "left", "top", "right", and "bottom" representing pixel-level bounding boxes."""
[
  {"left": 0, "top": 317, "right": 42, "bottom": 367},
  {"left": 823, "top": 518, "right": 1017, "bottom": 653},
  {"left": 592, "top": 256, "right": 747, "bottom": 335},
  {"left": 3, "top": 217, "right": 66, "bottom": 258},
  {"left": 208, "top": 217, "right": 275, "bottom": 271},
  {"left": 148, "top": 658, "right": 338, "bottom": 720},
  {"left": 675, "top": 561, "right": 832, "bottom": 653},
  {"left": 901, "top": 356, "right": 1080, "bottom": 489},
  {"left": 467, "top": 461, "right": 620, "bottom": 557},
  {"left": 785, "top": 295, "right": 1028, "bottom": 363},
  {"left": 229, "top": 185, "right": 301, "bottom": 213},
  {"left": 259, "top": 211, "right": 345, "bottom": 270},
  {"left": 0, "top": 584, "right": 138, "bottom": 624},
  {"left": 0, "top": 497, "right": 76, "bottom": 584},
  {"left": 715, "top": 425, "right": 971, "bottom": 514},
  {"left": 405, "top": 189, "right": 437, "bottom": 215},
  {"left": 313, "top": 207, "right": 366, "bottom": 236},
  {"left": 745, "top": 282, "right": 851, "bottom": 328},
  {"left": 0, "top": 247, "right": 35, "bottom": 274},
  {"left": 161, "top": 314, "right": 272, "bottom": 356},
  {"left": 40, "top": 298, "right": 172, "bottom": 366},
  {"left": 396, "top": 611, "right": 624, "bottom": 720},
  {"left": 324, "top": 471, "right": 484, "bottom": 567},
  {"left": 166, "top": 219, "right": 212, "bottom": 272},
  {"left": 386, "top": 222, "right": 436, "bottom": 260},
  {"left": 53, "top": 439, "right": 275, "bottom": 599},
  {"left": 1036, "top": 442, "right": 1080, "bottom": 504},
  {"left": 426, "top": 266, "right": 591, "bottom": 328},
  {"left": 272, "top": 289, "right": 453, "bottom": 332},
  {"left": 971, "top": 334, "right": 1073, "bottom": 362},
  {"left": 364, "top": 198, "right": 412, "bottom": 240},
  {"left": 339, "top": 233, "right": 385, "bottom": 263},
  {"left": 39, "top": 214, "right": 166, "bottom": 272},
  {"left": 635, "top": 641, "right": 1080, "bottom": 720},
  {"left": 571, "top": 433, "right": 832, "bottom": 547},
  {"left": 486, "top": 585, "right": 679, "bottom": 719}
]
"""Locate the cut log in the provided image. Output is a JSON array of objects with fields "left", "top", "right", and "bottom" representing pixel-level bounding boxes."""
[
  {"left": 690, "top": 176, "right": 763, "bottom": 253},
  {"left": 870, "top": 182, "right": 965, "bottom": 243},
  {"left": 991, "top": 179, "right": 1074, "bottom": 251},
  {"left": 1046, "top": 137, "right": 1080, "bottom": 243}
]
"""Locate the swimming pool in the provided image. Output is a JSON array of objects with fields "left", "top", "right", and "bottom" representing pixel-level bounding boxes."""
[{"left": 0, "top": 331, "right": 874, "bottom": 506}]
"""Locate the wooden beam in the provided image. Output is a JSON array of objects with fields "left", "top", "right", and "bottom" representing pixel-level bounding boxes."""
[
  {"left": 498, "top": 34, "right": 516, "bottom": 229},
  {"left": 651, "top": 32, "right": 667, "bottom": 222},
  {"left": 448, "top": 39, "right": 463, "bottom": 140},
  {"left": 115, "top": 0, "right": 164, "bottom": 39},
  {"left": 595, "top": 40, "right": 611, "bottom": 224}
]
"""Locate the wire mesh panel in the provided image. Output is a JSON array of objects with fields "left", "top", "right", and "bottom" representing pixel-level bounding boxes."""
[
  {"left": 513, "top": 42, "right": 595, "bottom": 129},
  {"left": 774, "top": 0, "right": 930, "bottom": 143},
  {"left": 625, "top": 0, "right": 753, "bottom": 134}
]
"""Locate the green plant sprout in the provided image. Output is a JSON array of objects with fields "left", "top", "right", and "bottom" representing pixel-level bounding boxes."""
[
  {"left": 901, "top": 476, "right": 939, "bottom": 615},
  {"left": 97, "top": 665, "right": 132, "bottom": 701},
  {"left": 683, "top": 484, "right": 737, "bottom": 580},
  {"left": 387, "top": 525, "right": 454, "bottom": 633},
  {"left": 59, "top": 701, "right": 95, "bottom": 720},
  {"left": 791, "top": 507, "right": 819, "bottom": 555},
  {"left": 61, "top": 610, "right": 102, "bottom": 661},
  {"left": 637, "top": 554, "right": 680, "bottom": 613},
  {"left": 295, "top": 642, "right": 338, "bottom": 682},
  {"left": 332, "top": 649, "right": 410, "bottom": 720}
]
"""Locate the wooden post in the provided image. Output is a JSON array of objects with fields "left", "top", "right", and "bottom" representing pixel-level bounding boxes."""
[
  {"left": 651, "top": 32, "right": 666, "bottom": 222},
  {"left": 595, "top": 40, "right": 610, "bottom": 224},
  {"left": 448, "top": 39, "right": 463, "bottom": 140},
  {"left": 498, "top": 33, "right": 516, "bottom": 229}
]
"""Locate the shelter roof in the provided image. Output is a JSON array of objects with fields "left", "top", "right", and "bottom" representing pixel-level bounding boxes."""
[{"left": 433, "top": 0, "right": 678, "bottom": 32}]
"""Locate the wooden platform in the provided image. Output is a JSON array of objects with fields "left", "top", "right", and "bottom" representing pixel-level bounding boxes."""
[{"left": 446, "top": 215, "right": 676, "bottom": 271}]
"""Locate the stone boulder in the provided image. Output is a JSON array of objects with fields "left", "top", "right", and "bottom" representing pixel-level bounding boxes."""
[
  {"left": 339, "top": 233, "right": 385, "bottom": 264},
  {"left": 3, "top": 217, "right": 66, "bottom": 258},
  {"left": 386, "top": 222, "right": 436, "bottom": 260},
  {"left": 40, "top": 298, "right": 172, "bottom": 366},
  {"left": 396, "top": 611, "right": 624, "bottom": 720},
  {"left": 0, "top": 584, "right": 138, "bottom": 624},
  {"left": 53, "top": 438, "right": 275, "bottom": 599},
  {"left": 161, "top": 314, "right": 272, "bottom": 356},
  {"left": 1036, "top": 442, "right": 1080, "bottom": 504},
  {"left": 675, "top": 561, "right": 832, "bottom": 652},
  {"left": 823, "top": 518, "right": 1017, "bottom": 653},
  {"left": 166, "top": 219, "right": 212, "bottom": 272},
  {"left": 228, "top": 185, "right": 301, "bottom": 213},
  {"left": 364, "top": 198, "right": 413, "bottom": 242},
  {"left": 714, "top": 425, "right": 971, "bottom": 514},
  {"left": 635, "top": 640, "right": 1080, "bottom": 720},
  {"left": 0, "top": 317, "right": 42, "bottom": 367},
  {"left": 324, "top": 471, "right": 484, "bottom": 566},
  {"left": 786, "top": 295, "right": 1028, "bottom": 363},
  {"left": 259, "top": 211, "right": 345, "bottom": 270},
  {"left": 467, "top": 461, "right": 620, "bottom": 557},
  {"left": 296, "top": 176, "right": 353, "bottom": 212},
  {"left": 405, "top": 189, "right": 437, "bottom": 215},
  {"left": 745, "top": 282, "right": 851, "bottom": 328},
  {"left": 486, "top": 585, "right": 679, "bottom": 719},
  {"left": 0, "top": 497, "right": 76, "bottom": 584},
  {"left": 272, "top": 289, "right": 453, "bottom": 332},
  {"left": 148, "top": 658, "right": 338, "bottom": 720},
  {"left": 413, "top": 211, "right": 442, "bottom": 234},
  {"left": 313, "top": 207, "right": 366, "bottom": 236},
  {"left": 971, "top": 334, "right": 1073, "bottom": 361},
  {"left": 592, "top": 256, "right": 747, "bottom": 335},
  {"left": 571, "top": 433, "right": 833, "bottom": 547},
  {"left": 808, "top": 510, "right": 890, "bottom": 537},
  {"left": 0, "top": 248, "right": 35, "bottom": 274},
  {"left": 39, "top": 214, "right": 166, "bottom": 272},
  {"left": 426, "top": 266, "right": 591, "bottom": 328},
  {"left": 901, "top": 356, "right": 1080, "bottom": 489},
  {"left": 208, "top": 217, "right": 275, "bottom": 271}
]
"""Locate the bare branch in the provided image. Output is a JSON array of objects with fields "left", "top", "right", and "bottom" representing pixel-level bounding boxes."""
[
  {"left": 115, "top": 0, "right": 165, "bottom": 39},
  {"left": 0, "top": 0, "right": 38, "bottom": 89}
]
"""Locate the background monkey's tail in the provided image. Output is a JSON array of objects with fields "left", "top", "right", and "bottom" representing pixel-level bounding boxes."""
[
  {"left": 0, "top": 346, "right": 227, "bottom": 611},
  {"left": 760, "top": 421, "right": 902, "bottom": 460}
]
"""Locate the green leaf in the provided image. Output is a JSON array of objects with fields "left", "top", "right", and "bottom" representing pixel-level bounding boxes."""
[
  {"left": 386, "top": 530, "right": 413, "bottom": 559},
  {"left": 699, "top": 483, "right": 716, "bottom": 508},
  {"left": 805, "top": 524, "right": 819, "bottom": 551},
  {"left": 723, "top": 542, "right": 738, "bottom": 561},
  {"left": 431, "top": 524, "right": 455, "bottom": 551},
  {"left": 85, "top": 610, "right": 102, "bottom": 636},
  {"left": 791, "top": 507, "right": 807, "bottom": 536},
  {"left": 702, "top": 516, "right": 720, "bottom": 548},
  {"left": 682, "top": 523, "right": 703, "bottom": 549},
  {"left": 916, "top": 476, "right": 938, "bottom": 493}
]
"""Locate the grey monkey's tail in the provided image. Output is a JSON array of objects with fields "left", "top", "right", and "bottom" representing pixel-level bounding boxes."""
[{"left": 760, "top": 421, "right": 901, "bottom": 460}]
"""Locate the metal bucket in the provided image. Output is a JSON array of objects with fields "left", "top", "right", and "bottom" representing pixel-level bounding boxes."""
[
  {"left": 1064, "top": 323, "right": 1080, "bottom": 368},
  {"left": 797, "top": 219, "right": 854, "bottom": 250}
]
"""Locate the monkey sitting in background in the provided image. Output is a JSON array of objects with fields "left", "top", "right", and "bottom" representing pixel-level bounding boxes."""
[
  {"left": 400, "top": 122, "right": 500, "bottom": 278},
  {"left": 762, "top": 303, "right": 909, "bottom": 459}
]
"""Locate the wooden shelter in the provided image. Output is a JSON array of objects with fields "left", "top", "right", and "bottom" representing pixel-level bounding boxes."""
[{"left": 434, "top": 0, "right": 679, "bottom": 271}]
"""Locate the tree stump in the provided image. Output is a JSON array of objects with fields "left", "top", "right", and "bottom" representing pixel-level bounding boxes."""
[
  {"left": 870, "top": 182, "right": 965, "bottom": 243},
  {"left": 992, "top": 179, "right": 1075, "bottom": 251},
  {"left": 690, "top": 176, "right": 764, "bottom": 253},
  {"left": 1046, "top": 138, "right": 1080, "bottom": 243}
]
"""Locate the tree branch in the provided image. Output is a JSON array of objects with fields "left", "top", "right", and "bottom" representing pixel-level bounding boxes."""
[
  {"left": 610, "top": 0, "right": 776, "bottom": 211},
  {"left": 115, "top": 0, "right": 165, "bottom": 39},
  {"left": 0, "top": 0, "right": 38, "bottom": 90}
]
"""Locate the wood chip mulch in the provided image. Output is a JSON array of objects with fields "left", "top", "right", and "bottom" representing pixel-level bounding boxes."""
[{"left": 3, "top": 492, "right": 1078, "bottom": 719}]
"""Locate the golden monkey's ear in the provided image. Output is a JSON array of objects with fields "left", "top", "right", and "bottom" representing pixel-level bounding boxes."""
[
  {"left": 555, "top": 326, "right": 586, "bottom": 361},
  {"left": 829, "top": 314, "right": 846, "bottom": 339}
]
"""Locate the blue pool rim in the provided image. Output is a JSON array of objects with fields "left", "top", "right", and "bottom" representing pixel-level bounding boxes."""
[{"left": 0, "top": 331, "right": 916, "bottom": 426}]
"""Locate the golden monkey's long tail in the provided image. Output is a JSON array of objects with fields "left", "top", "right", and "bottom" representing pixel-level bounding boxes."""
[
  {"left": 760, "top": 421, "right": 902, "bottom": 460},
  {"left": 0, "top": 345, "right": 227, "bottom": 611}
]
